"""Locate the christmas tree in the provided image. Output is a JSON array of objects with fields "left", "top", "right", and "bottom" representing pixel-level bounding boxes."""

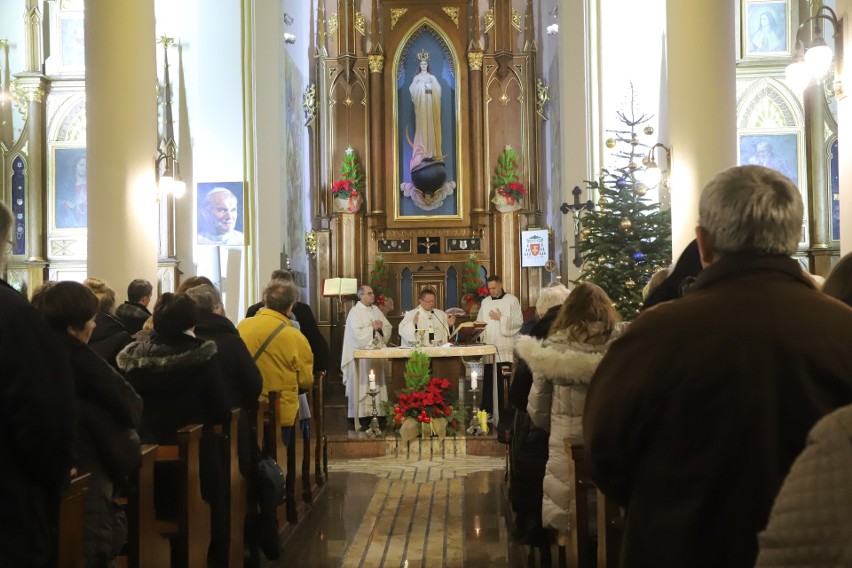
[
  {"left": 575, "top": 90, "right": 672, "bottom": 320},
  {"left": 331, "top": 146, "right": 365, "bottom": 198},
  {"left": 491, "top": 146, "right": 527, "bottom": 206},
  {"left": 369, "top": 254, "right": 391, "bottom": 307},
  {"left": 461, "top": 252, "right": 487, "bottom": 305}
]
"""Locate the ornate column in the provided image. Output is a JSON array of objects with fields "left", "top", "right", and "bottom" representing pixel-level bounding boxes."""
[
  {"left": 666, "top": 0, "right": 737, "bottom": 254},
  {"left": 468, "top": 46, "right": 485, "bottom": 213},
  {"left": 16, "top": 80, "right": 46, "bottom": 263},
  {"left": 85, "top": 0, "right": 159, "bottom": 290},
  {"left": 368, "top": 45, "right": 385, "bottom": 216},
  {"left": 804, "top": 83, "right": 832, "bottom": 275}
]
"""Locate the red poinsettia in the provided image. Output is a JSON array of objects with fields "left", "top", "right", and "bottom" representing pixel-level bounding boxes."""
[
  {"left": 393, "top": 377, "right": 455, "bottom": 425},
  {"left": 331, "top": 179, "right": 358, "bottom": 199},
  {"left": 498, "top": 181, "right": 527, "bottom": 204},
  {"left": 464, "top": 285, "right": 490, "bottom": 305}
]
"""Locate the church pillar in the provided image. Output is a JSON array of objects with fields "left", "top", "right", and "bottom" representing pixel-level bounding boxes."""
[
  {"left": 84, "top": 0, "right": 159, "bottom": 292},
  {"left": 368, "top": 46, "right": 385, "bottom": 216},
  {"left": 666, "top": 0, "right": 737, "bottom": 255},
  {"left": 837, "top": 0, "right": 851, "bottom": 256},
  {"left": 17, "top": 78, "right": 47, "bottom": 264},
  {"left": 804, "top": 83, "right": 832, "bottom": 275},
  {"left": 468, "top": 47, "right": 486, "bottom": 214}
]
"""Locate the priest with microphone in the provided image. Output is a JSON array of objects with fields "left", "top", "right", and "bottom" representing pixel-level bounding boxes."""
[{"left": 399, "top": 288, "right": 456, "bottom": 347}]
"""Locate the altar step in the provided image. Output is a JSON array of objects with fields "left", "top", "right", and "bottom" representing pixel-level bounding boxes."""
[{"left": 325, "top": 431, "right": 506, "bottom": 460}]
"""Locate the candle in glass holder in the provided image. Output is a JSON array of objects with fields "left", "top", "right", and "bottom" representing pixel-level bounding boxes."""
[
  {"left": 368, "top": 369, "right": 376, "bottom": 391},
  {"left": 471, "top": 371, "right": 478, "bottom": 390}
]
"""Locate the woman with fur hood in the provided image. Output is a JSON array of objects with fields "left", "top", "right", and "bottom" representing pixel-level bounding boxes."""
[
  {"left": 117, "top": 292, "right": 230, "bottom": 567},
  {"left": 515, "top": 282, "right": 625, "bottom": 532}
]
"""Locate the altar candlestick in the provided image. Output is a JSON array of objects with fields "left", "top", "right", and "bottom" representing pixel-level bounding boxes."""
[{"left": 369, "top": 369, "right": 376, "bottom": 391}]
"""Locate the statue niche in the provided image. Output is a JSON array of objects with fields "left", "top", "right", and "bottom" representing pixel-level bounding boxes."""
[{"left": 396, "top": 23, "right": 459, "bottom": 216}]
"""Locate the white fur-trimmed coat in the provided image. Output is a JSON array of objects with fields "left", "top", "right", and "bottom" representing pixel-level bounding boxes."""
[{"left": 515, "top": 327, "right": 621, "bottom": 531}]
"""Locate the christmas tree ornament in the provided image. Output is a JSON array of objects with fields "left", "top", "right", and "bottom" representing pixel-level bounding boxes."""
[
  {"left": 628, "top": 162, "right": 638, "bottom": 171},
  {"left": 605, "top": 138, "right": 616, "bottom": 148},
  {"left": 633, "top": 251, "right": 645, "bottom": 261},
  {"left": 625, "top": 279, "right": 636, "bottom": 289},
  {"left": 643, "top": 125, "right": 654, "bottom": 136},
  {"left": 615, "top": 177, "right": 628, "bottom": 189},
  {"left": 620, "top": 218, "right": 632, "bottom": 230},
  {"left": 598, "top": 196, "right": 607, "bottom": 207},
  {"left": 631, "top": 137, "right": 639, "bottom": 146},
  {"left": 582, "top": 227, "right": 592, "bottom": 237},
  {"left": 635, "top": 184, "right": 648, "bottom": 197}
]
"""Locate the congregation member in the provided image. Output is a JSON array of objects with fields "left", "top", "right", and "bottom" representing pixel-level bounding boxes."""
[
  {"left": 475, "top": 275, "right": 523, "bottom": 415},
  {"left": 641, "top": 238, "right": 702, "bottom": 310},
  {"left": 340, "top": 285, "right": 392, "bottom": 429},
  {"left": 822, "top": 251, "right": 852, "bottom": 306},
  {"left": 507, "top": 283, "right": 571, "bottom": 549},
  {"left": 756, "top": 402, "right": 852, "bottom": 564},
  {"left": 0, "top": 203, "right": 75, "bottom": 567},
  {"left": 246, "top": 269, "right": 330, "bottom": 378},
  {"left": 117, "top": 293, "right": 231, "bottom": 567},
  {"left": 517, "top": 283, "right": 623, "bottom": 537},
  {"left": 583, "top": 165, "right": 852, "bottom": 567},
  {"left": 115, "top": 278, "right": 153, "bottom": 334},
  {"left": 33, "top": 281, "right": 143, "bottom": 567},
  {"left": 238, "top": 280, "right": 314, "bottom": 444},
  {"left": 185, "top": 284, "right": 262, "bottom": 467},
  {"left": 398, "top": 288, "right": 456, "bottom": 346},
  {"left": 83, "top": 277, "right": 133, "bottom": 368}
]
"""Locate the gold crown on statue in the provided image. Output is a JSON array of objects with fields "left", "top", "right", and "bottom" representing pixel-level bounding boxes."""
[{"left": 416, "top": 50, "right": 430, "bottom": 62}]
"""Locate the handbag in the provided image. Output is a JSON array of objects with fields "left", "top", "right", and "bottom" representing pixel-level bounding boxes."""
[{"left": 255, "top": 455, "right": 286, "bottom": 514}]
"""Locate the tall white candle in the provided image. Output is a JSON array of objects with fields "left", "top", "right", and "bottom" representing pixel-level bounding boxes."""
[
  {"left": 369, "top": 369, "right": 376, "bottom": 391},
  {"left": 471, "top": 371, "right": 478, "bottom": 390}
]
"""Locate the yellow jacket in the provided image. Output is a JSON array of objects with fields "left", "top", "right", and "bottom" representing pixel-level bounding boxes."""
[{"left": 237, "top": 308, "right": 314, "bottom": 426}]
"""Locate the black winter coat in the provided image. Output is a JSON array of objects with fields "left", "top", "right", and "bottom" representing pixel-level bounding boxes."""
[
  {"left": 89, "top": 312, "right": 133, "bottom": 369},
  {"left": 0, "top": 280, "right": 75, "bottom": 566},
  {"left": 62, "top": 334, "right": 142, "bottom": 566}
]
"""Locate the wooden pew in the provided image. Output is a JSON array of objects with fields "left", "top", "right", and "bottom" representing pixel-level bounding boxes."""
[
  {"left": 216, "top": 408, "right": 247, "bottom": 568},
  {"left": 155, "top": 424, "right": 210, "bottom": 568},
  {"left": 312, "top": 375, "right": 326, "bottom": 487},
  {"left": 596, "top": 488, "right": 624, "bottom": 568},
  {"left": 266, "top": 391, "right": 296, "bottom": 525},
  {"left": 54, "top": 473, "right": 90, "bottom": 568},
  {"left": 124, "top": 445, "right": 170, "bottom": 567}
]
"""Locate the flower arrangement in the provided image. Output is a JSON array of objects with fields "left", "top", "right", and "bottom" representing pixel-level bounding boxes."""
[
  {"left": 461, "top": 252, "right": 488, "bottom": 310},
  {"left": 491, "top": 145, "right": 527, "bottom": 207},
  {"left": 387, "top": 350, "right": 466, "bottom": 439},
  {"left": 331, "top": 146, "right": 365, "bottom": 212}
]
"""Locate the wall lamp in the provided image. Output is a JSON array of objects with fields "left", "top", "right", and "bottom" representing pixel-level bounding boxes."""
[
  {"left": 641, "top": 143, "right": 672, "bottom": 188},
  {"left": 156, "top": 37, "right": 185, "bottom": 198},
  {"left": 785, "top": 4, "right": 844, "bottom": 93}
]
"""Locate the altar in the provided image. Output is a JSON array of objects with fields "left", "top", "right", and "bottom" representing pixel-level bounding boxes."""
[{"left": 353, "top": 344, "right": 499, "bottom": 426}]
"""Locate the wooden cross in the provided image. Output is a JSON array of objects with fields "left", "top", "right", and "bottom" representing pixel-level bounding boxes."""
[{"left": 559, "top": 186, "right": 595, "bottom": 267}]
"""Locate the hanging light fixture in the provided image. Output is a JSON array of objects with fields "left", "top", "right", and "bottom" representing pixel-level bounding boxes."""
[
  {"left": 785, "top": 3, "right": 843, "bottom": 92},
  {"left": 155, "top": 37, "right": 185, "bottom": 198},
  {"left": 641, "top": 143, "right": 672, "bottom": 188}
]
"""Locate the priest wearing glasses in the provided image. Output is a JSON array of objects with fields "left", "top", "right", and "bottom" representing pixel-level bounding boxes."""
[{"left": 398, "top": 288, "right": 456, "bottom": 347}]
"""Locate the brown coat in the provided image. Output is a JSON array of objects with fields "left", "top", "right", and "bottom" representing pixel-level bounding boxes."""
[{"left": 584, "top": 254, "right": 852, "bottom": 568}]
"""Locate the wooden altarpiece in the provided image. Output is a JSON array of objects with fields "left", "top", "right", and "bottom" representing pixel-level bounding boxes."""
[{"left": 308, "top": 0, "right": 546, "bottom": 324}]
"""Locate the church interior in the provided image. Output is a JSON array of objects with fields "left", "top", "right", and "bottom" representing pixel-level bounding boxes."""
[{"left": 1, "top": 0, "right": 851, "bottom": 566}]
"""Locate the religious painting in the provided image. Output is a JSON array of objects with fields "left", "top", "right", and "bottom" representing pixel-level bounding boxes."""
[
  {"left": 196, "top": 182, "right": 245, "bottom": 246},
  {"left": 743, "top": 1, "right": 788, "bottom": 57},
  {"left": 51, "top": 145, "right": 87, "bottom": 230},
  {"left": 738, "top": 133, "right": 799, "bottom": 186},
  {"left": 394, "top": 22, "right": 461, "bottom": 219},
  {"left": 282, "top": 50, "right": 306, "bottom": 276},
  {"left": 58, "top": 13, "right": 86, "bottom": 71}
]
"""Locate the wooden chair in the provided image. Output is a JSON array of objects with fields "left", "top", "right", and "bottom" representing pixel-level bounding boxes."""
[
  {"left": 155, "top": 424, "right": 210, "bottom": 568},
  {"left": 214, "top": 408, "right": 247, "bottom": 567},
  {"left": 54, "top": 473, "right": 90, "bottom": 568},
  {"left": 124, "top": 445, "right": 170, "bottom": 567}
]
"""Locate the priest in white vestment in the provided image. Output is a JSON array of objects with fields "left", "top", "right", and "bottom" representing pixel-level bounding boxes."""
[
  {"left": 476, "top": 275, "right": 523, "bottom": 415},
  {"left": 341, "top": 285, "right": 392, "bottom": 426},
  {"left": 398, "top": 288, "right": 456, "bottom": 347}
]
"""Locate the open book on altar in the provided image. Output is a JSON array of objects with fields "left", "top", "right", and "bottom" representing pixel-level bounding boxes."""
[
  {"left": 451, "top": 320, "right": 487, "bottom": 345},
  {"left": 321, "top": 277, "right": 358, "bottom": 297}
]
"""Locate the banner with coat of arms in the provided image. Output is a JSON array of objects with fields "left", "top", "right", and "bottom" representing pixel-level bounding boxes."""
[{"left": 521, "top": 229, "right": 549, "bottom": 267}]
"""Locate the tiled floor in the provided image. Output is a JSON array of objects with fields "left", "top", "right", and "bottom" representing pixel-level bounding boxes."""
[{"left": 274, "top": 456, "right": 527, "bottom": 567}]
